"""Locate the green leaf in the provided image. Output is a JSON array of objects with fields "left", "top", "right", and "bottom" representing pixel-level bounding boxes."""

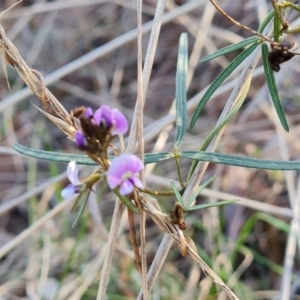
[
  {"left": 72, "top": 189, "right": 91, "bottom": 227},
  {"left": 170, "top": 180, "right": 184, "bottom": 207},
  {"left": 12, "top": 143, "right": 174, "bottom": 165},
  {"left": 190, "top": 42, "right": 258, "bottom": 129},
  {"left": 185, "top": 175, "right": 216, "bottom": 208},
  {"left": 186, "top": 199, "right": 238, "bottom": 211},
  {"left": 181, "top": 150, "right": 300, "bottom": 170},
  {"left": 200, "top": 36, "right": 259, "bottom": 63},
  {"left": 13, "top": 143, "right": 96, "bottom": 165},
  {"left": 174, "top": 33, "right": 188, "bottom": 149},
  {"left": 261, "top": 43, "right": 289, "bottom": 131},
  {"left": 144, "top": 152, "right": 175, "bottom": 164}
]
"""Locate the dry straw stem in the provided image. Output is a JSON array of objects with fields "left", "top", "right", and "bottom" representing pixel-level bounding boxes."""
[
  {"left": 136, "top": 0, "right": 148, "bottom": 298},
  {"left": 139, "top": 193, "right": 239, "bottom": 299},
  {"left": 0, "top": 24, "right": 78, "bottom": 140},
  {"left": 98, "top": 0, "right": 167, "bottom": 297}
]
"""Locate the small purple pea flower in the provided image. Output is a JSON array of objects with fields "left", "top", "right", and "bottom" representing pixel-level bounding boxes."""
[
  {"left": 75, "top": 130, "right": 87, "bottom": 149},
  {"left": 61, "top": 161, "right": 83, "bottom": 198},
  {"left": 94, "top": 105, "right": 128, "bottom": 135},
  {"left": 107, "top": 154, "right": 144, "bottom": 195}
]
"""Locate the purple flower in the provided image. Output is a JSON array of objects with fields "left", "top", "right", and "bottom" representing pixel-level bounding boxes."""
[
  {"left": 61, "top": 161, "right": 83, "bottom": 198},
  {"left": 85, "top": 107, "right": 93, "bottom": 118},
  {"left": 75, "top": 130, "right": 87, "bottom": 149},
  {"left": 107, "top": 154, "right": 144, "bottom": 195},
  {"left": 94, "top": 105, "right": 128, "bottom": 135}
]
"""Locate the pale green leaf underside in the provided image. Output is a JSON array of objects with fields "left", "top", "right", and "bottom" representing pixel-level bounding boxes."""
[
  {"left": 12, "top": 143, "right": 174, "bottom": 165},
  {"left": 180, "top": 151, "right": 300, "bottom": 170},
  {"left": 14, "top": 144, "right": 300, "bottom": 171},
  {"left": 174, "top": 33, "right": 188, "bottom": 149},
  {"left": 186, "top": 199, "right": 238, "bottom": 211}
]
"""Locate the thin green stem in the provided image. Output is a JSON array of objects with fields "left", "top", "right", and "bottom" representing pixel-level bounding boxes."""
[
  {"left": 174, "top": 155, "right": 185, "bottom": 188},
  {"left": 142, "top": 188, "right": 179, "bottom": 197},
  {"left": 271, "top": 0, "right": 289, "bottom": 31}
]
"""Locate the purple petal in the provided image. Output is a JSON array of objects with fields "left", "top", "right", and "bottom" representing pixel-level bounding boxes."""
[
  {"left": 106, "top": 159, "right": 123, "bottom": 189},
  {"left": 106, "top": 154, "right": 144, "bottom": 192},
  {"left": 130, "top": 176, "right": 144, "bottom": 189},
  {"left": 85, "top": 107, "right": 93, "bottom": 118},
  {"left": 119, "top": 179, "right": 134, "bottom": 195},
  {"left": 111, "top": 109, "right": 128, "bottom": 135},
  {"left": 67, "top": 161, "right": 80, "bottom": 185},
  {"left": 93, "top": 108, "right": 102, "bottom": 126},
  {"left": 99, "top": 105, "right": 113, "bottom": 128},
  {"left": 107, "top": 155, "right": 127, "bottom": 179},
  {"left": 120, "top": 154, "right": 144, "bottom": 174},
  {"left": 61, "top": 184, "right": 76, "bottom": 198},
  {"left": 75, "top": 130, "right": 87, "bottom": 149}
]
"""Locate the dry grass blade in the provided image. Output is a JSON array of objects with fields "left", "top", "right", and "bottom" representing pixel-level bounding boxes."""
[
  {"left": 139, "top": 193, "right": 239, "bottom": 300},
  {"left": 127, "top": 0, "right": 166, "bottom": 152},
  {"left": 96, "top": 201, "right": 124, "bottom": 300},
  {"left": 0, "top": 0, "right": 22, "bottom": 20},
  {"left": 136, "top": 0, "right": 147, "bottom": 297},
  {"left": 0, "top": 25, "right": 77, "bottom": 139}
]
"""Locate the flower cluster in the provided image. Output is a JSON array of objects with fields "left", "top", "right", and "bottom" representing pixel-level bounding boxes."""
[
  {"left": 61, "top": 105, "right": 144, "bottom": 200},
  {"left": 74, "top": 105, "right": 128, "bottom": 151}
]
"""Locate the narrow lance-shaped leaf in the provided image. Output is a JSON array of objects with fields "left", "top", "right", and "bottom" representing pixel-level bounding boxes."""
[
  {"left": 174, "top": 33, "right": 188, "bottom": 149},
  {"left": 261, "top": 43, "right": 289, "bottom": 132},
  {"left": 185, "top": 175, "right": 216, "bottom": 208},
  {"left": 181, "top": 151, "right": 300, "bottom": 170},
  {"left": 13, "top": 143, "right": 97, "bottom": 165},
  {"left": 186, "top": 199, "right": 238, "bottom": 211},
  {"left": 12, "top": 143, "right": 174, "bottom": 165},
  {"left": 72, "top": 189, "right": 91, "bottom": 227},
  {"left": 170, "top": 180, "right": 185, "bottom": 208},
  {"left": 144, "top": 152, "right": 175, "bottom": 164},
  {"left": 190, "top": 42, "right": 259, "bottom": 129},
  {"left": 200, "top": 36, "right": 259, "bottom": 63}
]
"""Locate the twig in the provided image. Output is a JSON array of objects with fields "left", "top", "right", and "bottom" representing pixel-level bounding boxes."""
[
  {"left": 96, "top": 201, "right": 124, "bottom": 300},
  {"left": 128, "top": 208, "right": 142, "bottom": 272}
]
